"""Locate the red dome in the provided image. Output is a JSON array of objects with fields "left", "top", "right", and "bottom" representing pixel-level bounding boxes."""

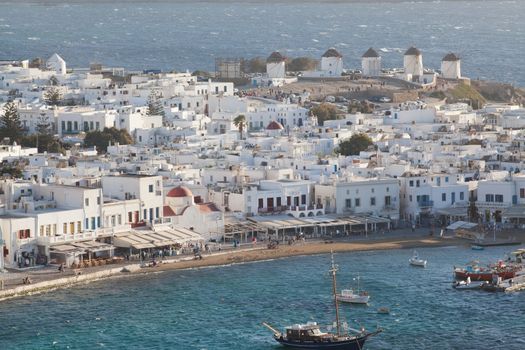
[
  {"left": 266, "top": 121, "right": 284, "bottom": 130},
  {"left": 166, "top": 186, "right": 193, "bottom": 198}
]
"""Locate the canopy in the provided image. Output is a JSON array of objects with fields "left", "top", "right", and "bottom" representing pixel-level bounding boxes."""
[
  {"left": 113, "top": 226, "right": 203, "bottom": 250},
  {"left": 446, "top": 221, "right": 477, "bottom": 230}
]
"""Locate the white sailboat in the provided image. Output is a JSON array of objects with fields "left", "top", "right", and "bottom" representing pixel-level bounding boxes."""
[
  {"left": 337, "top": 274, "right": 370, "bottom": 304},
  {"left": 409, "top": 250, "right": 427, "bottom": 267}
]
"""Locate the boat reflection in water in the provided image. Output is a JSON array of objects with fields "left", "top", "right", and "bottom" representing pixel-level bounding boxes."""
[{"left": 263, "top": 252, "right": 381, "bottom": 349}]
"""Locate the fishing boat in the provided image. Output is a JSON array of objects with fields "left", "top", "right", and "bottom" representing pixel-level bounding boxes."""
[
  {"left": 471, "top": 244, "right": 484, "bottom": 251},
  {"left": 409, "top": 251, "right": 427, "bottom": 267},
  {"left": 454, "top": 261, "right": 521, "bottom": 281},
  {"left": 337, "top": 275, "right": 370, "bottom": 304},
  {"left": 263, "top": 252, "right": 381, "bottom": 349}
]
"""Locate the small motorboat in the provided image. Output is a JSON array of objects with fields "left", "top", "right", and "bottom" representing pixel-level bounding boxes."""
[
  {"left": 409, "top": 251, "right": 427, "bottom": 267},
  {"left": 452, "top": 280, "right": 485, "bottom": 290},
  {"left": 471, "top": 245, "right": 484, "bottom": 250}
]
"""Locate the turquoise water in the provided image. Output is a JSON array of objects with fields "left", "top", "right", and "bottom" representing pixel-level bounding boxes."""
[
  {"left": 0, "top": 0, "right": 524, "bottom": 86},
  {"left": 1, "top": 245, "right": 525, "bottom": 349}
]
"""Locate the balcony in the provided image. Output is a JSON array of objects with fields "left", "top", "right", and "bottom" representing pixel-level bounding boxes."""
[
  {"left": 37, "top": 231, "right": 98, "bottom": 245},
  {"left": 475, "top": 201, "right": 510, "bottom": 209},
  {"left": 418, "top": 200, "right": 434, "bottom": 209}
]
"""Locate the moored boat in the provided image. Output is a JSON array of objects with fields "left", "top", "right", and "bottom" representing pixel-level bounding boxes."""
[
  {"left": 337, "top": 275, "right": 369, "bottom": 304},
  {"left": 263, "top": 252, "right": 381, "bottom": 349},
  {"left": 471, "top": 244, "right": 484, "bottom": 251},
  {"left": 409, "top": 251, "right": 427, "bottom": 267},
  {"left": 454, "top": 261, "right": 521, "bottom": 282}
]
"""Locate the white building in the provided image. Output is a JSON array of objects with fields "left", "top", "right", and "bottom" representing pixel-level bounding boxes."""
[
  {"left": 320, "top": 48, "right": 343, "bottom": 77},
  {"left": 266, "top": 52, "right": 286, "bottom": 79},
  {"left": 315, "top": 178, "right": 400, "bottom": 221},
  {"left": 441, "top": 53, "right": 461, "bottom": 80},
  {"left": 403, "top": 47, "right": 424, "bottom": 79},
  {"left": 46, "top": 53, "right": 66, "bottom": 75},
  {"left": 361, "top": 48, "right": 381, "bottom": 77}
]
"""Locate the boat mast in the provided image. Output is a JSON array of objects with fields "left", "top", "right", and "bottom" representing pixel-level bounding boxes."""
[{"left": 329, "top": 251, "right": 341, "bottom": 337}]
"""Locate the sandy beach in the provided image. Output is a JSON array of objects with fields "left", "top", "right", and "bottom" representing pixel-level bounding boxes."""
[{"left": 0, "top": 232, "right": 474, "bottom": 302}]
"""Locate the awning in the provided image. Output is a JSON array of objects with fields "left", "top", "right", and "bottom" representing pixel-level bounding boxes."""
[
  {"left": 502, "top": 206, "right": 525, "bottom": 218},
  {"left": 70, "top": 241, "right": 114, "bottom": 253},
  {"left": 437, "top": 207, "right": 468, "bottom": 217},
  {"left": 50, "top": 244, "right": 85, "bottom": 255},
  {"left": 113, "top": 226, "right": 203, "bottom": 250},
  {"left": 446, "top": 221, "right": 477, "bottom": 230}
]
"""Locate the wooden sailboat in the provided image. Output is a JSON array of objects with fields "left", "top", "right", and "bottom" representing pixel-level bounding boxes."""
[{"left": 263, "top": 252, "right": 381, "bottom": 349}]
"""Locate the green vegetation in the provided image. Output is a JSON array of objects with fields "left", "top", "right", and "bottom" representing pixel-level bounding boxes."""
[
  {"left": 43, "top": 87, "right": 62, "bottom": 106},
  {"left": 0, "top": 164, "right": 23, "bottom": 178},
  {"left": 242, "top": 57, "right": 266, "bottom": 74},
  {"left": 0, "top": 101, "right": 24, "bottom": 143},
  {"left": 84, "top": 127, "right": 133, "bottom": 153},
  {"left": 286, "top": 57, "right": 318, "bottom": 71},
  {"left": 337, "top": 133, "right": 374, "bottom": 156},
  {"left": 233, "top": 114, "right": 246, "bottom": 140},
  {"left": 147, "top": 90, "right": 165, "bottom": 117},
  {"left": 449, "top": 83, "right": 486, "bottom": 109},
  {"left": 310, "top": 103, "right": 340, "bottom": 126},
  {"left": 428, "top": 91, "right": 447, "bottom": 100},
  {"left": 192, "top": 70, "right": 212, "bottom": 78},
  {"left": 348, "top": 100, "right": 374, "bottom": 114}
]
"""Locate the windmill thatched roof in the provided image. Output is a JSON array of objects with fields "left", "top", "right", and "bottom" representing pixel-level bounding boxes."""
[
  {"left": 442, "top": 53, "right": 460, "bottom": 61},
  {"left": 404, "top": 46, "right": 422, "bottom": 56},
  {"left": 362, "top": 47, "right": 380, "bottom": 58},
  {"left": 322, "top": 48, "right": 342, "bottom": 58},
  {"left": 267, "top": 51, "right": 286, "bottom": 63}
]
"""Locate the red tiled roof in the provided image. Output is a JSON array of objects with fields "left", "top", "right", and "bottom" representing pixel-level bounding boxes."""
[
  {"left": 163, "top": 205, "right": 177, "bottom": 217},
  {"left": 166, "top": 186, "right": 193, "bottom": 198}
]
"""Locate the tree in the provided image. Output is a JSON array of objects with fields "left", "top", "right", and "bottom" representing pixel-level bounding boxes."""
[
  {"left": 233, "top": 114, "right": 246, "bottom": 140},
  {"left": 242, "top": 57, "right": 266, "bottom": 73},
  {"left": 44, "top": 87, "right": 62, "bottom": 106},
  {"left": 49, "top": 75, "right": 59, "bottom": 86},
  {"left": 147, "top": 90, "right": 165, "bottom": 117},
  {"left": 286, "top": 57, "right": 318, "bottom": 72},
  {"left": 337, "top": 133, "right": 374, "bottom": 156},
  {"left": 0, "top": 101, "right": 24, "bottom": 143},
  {"left": 83, "top": 127, "right": 133, "bottom": 153},
  {"left": 310, "top": 103, "right": 339, "bottom": 126}
]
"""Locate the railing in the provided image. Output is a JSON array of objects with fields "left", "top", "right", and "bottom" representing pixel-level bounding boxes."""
[
  {"left": 418, "top": 200, "right": 434, "bottom": 208},
  {"left": 383, "top": 205, "right": 398, "bottom": 211},
  {"left": 37, "top": 231, "right": 98, "bottom": 245},
  {"left": 475, "top": 201, "right": 510, "bottom": 209}
]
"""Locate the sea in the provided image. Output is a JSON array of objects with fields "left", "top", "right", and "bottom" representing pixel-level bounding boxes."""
[
  {"left": 1, "top": 246, "right": 524, "bottom": 349},
  {"left": 0, "top": 0, "right": 524, "bottom": 86}
]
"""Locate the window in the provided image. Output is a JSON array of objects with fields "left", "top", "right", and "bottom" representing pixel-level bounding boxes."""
[
  {"left": 70, "top": 222, "right": 75, "bottom": 234},
  {"left": 442, "top": 193, "right": 447, "bottom": 202},
  {"left": 355, "top": 198, "right": 361, "bottom": 207},
  {"left": 85, "top": 198, "right": 89, "bottom": 206},
  {"left": 409, "top": 180, "right": 414, "bottom": 187},
  {"left": 276, "top": 197, "right": 282, "bottom": 206},
  {"left": 370, "top": 197, "right": 376, "bottom": 206},
  {"left": 345, "top": 199, "right": 352, "bottom": 208},
  {"left": 445, "top": 177, "right": 449, "bottom": 183},
  {"left": 149, "top": 184, "right": 154, "bottom": 193},
  {"left": 416, "top": 180, "right": 420, "bottom": 187},
  {"left": 409, "top": 195, "right": 413, "bottom": 202},
  {"left": 460, "top": 192, "right": 464, "bottom": 201},
  {"left": 486, "top": 194, "right": 494, "bottom": 202},
  {"left": 385, "top": 196, "right": 391, "bottom": 206},
  {"left": 258, "top": 198, "right": 264, "bottom": 209},
  {"left": 63, "top": 223, "right": 68, "bottom": 234},
  {"left": 301, "top": 194, "right": 306, "bottom": 205},
  {"left": 97, "top": 196, "right": 101, "bottom": 205},
  {"left": 155, "top": 207, "right": 160, "bottom": 219},
  {"left": 521, "top": 188, "right": 525, "bottom": 198},
  {"left": 77, "top": 221, "right": 81, "bottom": 232},
  {"left": 495, "top": 195, "right": 504, "bottom": 203}
]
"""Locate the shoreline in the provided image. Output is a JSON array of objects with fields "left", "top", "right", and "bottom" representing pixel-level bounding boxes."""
[{"left": 0, "top": 234, "right": 467, "bottom": 302}]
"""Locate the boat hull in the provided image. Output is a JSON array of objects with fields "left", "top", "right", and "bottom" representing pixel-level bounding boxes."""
[
  {"left": 454, "top": 270, "right": 516, "bottom": 282},
  {"left": 275, "top": 333, "right": 371, "bottom": 349},
  {"left": 337, "top": 295, "right": 369, "bottom": 304},
  {"left": 409, "top": 259, "right": 426, "bottom": 267}
]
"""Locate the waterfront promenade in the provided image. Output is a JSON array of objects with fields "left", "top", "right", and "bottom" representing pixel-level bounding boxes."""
[{"left": 0, "top": 229, "right": 467, "bottom": 301}]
